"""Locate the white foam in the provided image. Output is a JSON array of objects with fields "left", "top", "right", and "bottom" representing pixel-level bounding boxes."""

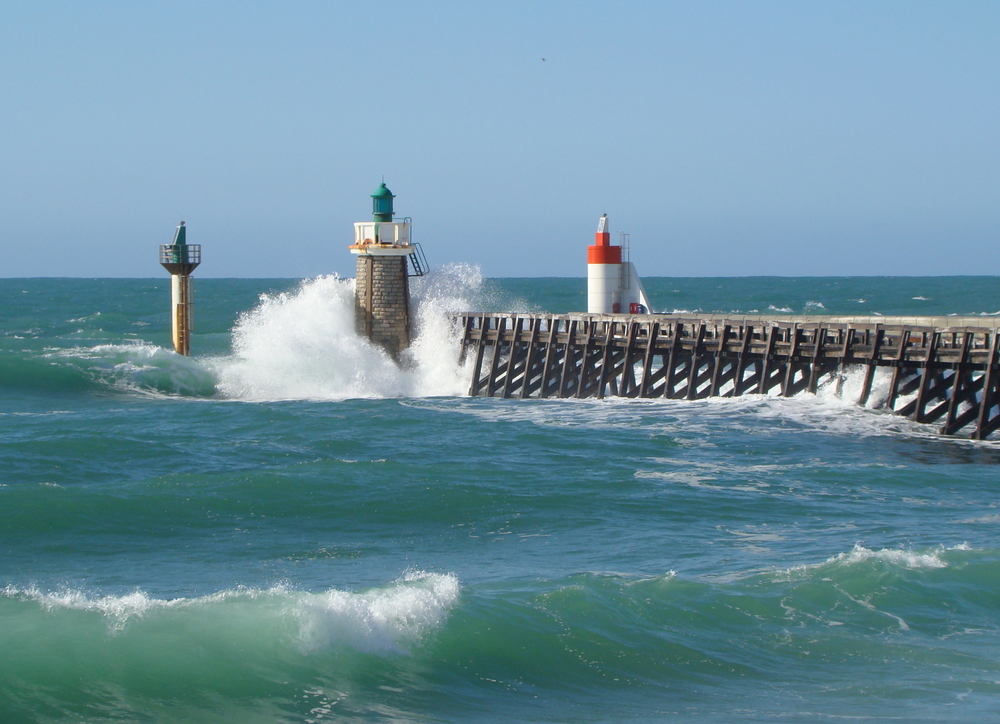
[
  {"left": 3, "top": 584, "right": 183, "bottom": 632},
  {"left": 294, "top": 570, "right": 460, "bottom": 654},
  {"left": 414, "top": 365, "right": 1000, "bottom": 449},
  {"left": 213, "top": 275, "right": 402, "bottom": 400},
  {"left": 405, "top": 264, "right": 483, "bottom": 395},
  {"left": 212, "top": 266, "right": 481, "bottom": 401},
  {"left": 420, "top": 382, "right": 937, "bottom": 445},
  {"left": 824, "top": 543, "right": 948, "bottom": 570},
  {"left": 3, "top": 571, "right": 460, "bottom": 653}
]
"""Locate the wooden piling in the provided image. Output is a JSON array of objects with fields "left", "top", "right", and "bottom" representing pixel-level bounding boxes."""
[{"left": 457, "top": 312, "right": 1000, "bottom": 439}]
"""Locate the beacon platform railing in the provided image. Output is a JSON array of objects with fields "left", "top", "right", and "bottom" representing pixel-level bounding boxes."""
[{"left": 159, "top": 244, "right": 202, "bottom": 265}]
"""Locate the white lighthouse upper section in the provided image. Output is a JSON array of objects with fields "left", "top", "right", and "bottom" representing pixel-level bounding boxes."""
[{"left": 350, "top": 221, "right": 415, "bottom": 256}]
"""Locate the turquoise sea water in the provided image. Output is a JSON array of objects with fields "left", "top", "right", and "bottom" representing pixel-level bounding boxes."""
[{"left": 2, "top": 273, "right": 1000, "bottom": 723}]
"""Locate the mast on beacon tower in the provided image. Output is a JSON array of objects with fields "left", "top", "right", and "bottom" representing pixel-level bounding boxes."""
[
  {"left": 159, "top": 221, "right": 201, "bottom": 356},
  {"left": 587, "top": 214, "right": 651, "bottom": 315},
  {"left": 349, "top": 182, "right": 426, "bottom": 361}
]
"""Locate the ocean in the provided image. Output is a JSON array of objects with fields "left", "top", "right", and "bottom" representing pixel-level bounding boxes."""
[{"left": 2, "top": 271, "right": 999, "bottom": 723}]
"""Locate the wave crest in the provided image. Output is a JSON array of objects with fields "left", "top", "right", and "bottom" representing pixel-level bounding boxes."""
[
  {"left": 295, "top": 570, "right": 460, "bottom": 654},
  {"left": 3, "top": 571, "right": 461, "bottom": 653}
]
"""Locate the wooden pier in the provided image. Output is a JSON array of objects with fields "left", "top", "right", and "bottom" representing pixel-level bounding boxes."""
[{"left": 458, "top": 313, "right": 1000, "bottom": 440}]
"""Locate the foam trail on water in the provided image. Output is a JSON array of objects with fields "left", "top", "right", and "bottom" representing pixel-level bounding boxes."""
[{"left": 214, "top": 264, "right": 481, "bottom": 401}]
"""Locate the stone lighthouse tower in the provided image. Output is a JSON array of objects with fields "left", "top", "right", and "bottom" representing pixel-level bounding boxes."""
[{"left": 350, "top": 182, "right": 422, "bottom": 360}]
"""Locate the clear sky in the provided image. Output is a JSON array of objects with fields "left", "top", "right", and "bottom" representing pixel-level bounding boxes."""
[{"left": 2, "top": 1, "right": 997, "bottom": 278}]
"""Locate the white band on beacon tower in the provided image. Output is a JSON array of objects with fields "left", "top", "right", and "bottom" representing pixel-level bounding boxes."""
[{"left": 587, "top": 263, "right": 621, "bottom": 314}]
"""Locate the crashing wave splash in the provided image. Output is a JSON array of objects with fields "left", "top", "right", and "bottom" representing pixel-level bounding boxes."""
[{"left": 214, "top": 265, "right": 484, "bottom": 400}]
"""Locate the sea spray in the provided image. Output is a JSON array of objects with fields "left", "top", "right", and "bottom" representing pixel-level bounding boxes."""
[
  {"left": 214, "top": 266, "right": 481, "bottom": 401},
  {"left": 294, "top": 571, "right": 460, "bottom": 654},
  {"left": 214, "top": 275, "right": 399, "bottom": 400},
  {"left": 404, "top": 263, "right": 486, "bottom": 396}
]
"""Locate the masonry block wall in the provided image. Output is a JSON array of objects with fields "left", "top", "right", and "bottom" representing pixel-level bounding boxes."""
[{"left": 355, "top": 255, "right": 411, "bottom": 360}]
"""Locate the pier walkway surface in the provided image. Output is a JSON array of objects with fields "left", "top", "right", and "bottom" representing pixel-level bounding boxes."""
[{"left": 457, "top": 313, "right": 1000, "bottom": 439}]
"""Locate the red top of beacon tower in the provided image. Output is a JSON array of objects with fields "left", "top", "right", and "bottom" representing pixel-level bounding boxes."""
[{"left": 588, "top": 214, "right": 622, "bottom": 264}]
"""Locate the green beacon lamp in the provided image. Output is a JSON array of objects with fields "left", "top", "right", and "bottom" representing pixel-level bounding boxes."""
[{"left": 371, "top": 182, "right": 395, "bottom": 223}]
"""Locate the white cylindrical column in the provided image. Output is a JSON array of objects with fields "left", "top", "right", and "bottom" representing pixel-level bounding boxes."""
[{"left": 587, "top": 262, "right": 622, "bottom": 313}]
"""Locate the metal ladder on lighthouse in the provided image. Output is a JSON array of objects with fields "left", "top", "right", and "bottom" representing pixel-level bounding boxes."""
[{"left": 408, "top": 242, "right": 429, "bottom": 277}]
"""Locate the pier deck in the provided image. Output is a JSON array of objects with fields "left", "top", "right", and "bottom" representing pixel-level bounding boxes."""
[{"left": 458, "top": 313, "right": 1000, "bottom": 439}]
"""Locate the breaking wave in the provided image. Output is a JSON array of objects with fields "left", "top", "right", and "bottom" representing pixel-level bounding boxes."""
[{"left": 2, "top": 570, "right": 459, "bottom": 652}]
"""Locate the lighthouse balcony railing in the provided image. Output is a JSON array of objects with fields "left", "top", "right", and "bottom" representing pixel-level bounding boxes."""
[
  {"left": 160, "top": 244, "right": 201, "bottom": 265},
  {"left": 353, "top": 220, "right": 411, "bottom": 247}
]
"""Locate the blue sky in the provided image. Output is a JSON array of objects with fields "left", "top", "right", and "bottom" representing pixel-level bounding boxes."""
[{"left": 2, "top": 1, "right": 997, "bottom": 278}]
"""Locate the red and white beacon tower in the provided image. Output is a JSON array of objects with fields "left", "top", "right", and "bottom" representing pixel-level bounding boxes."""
[{"left": 587, "top": 214, "right": 651, "bottom": 314}]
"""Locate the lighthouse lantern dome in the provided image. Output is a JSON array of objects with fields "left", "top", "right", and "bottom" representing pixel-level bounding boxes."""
[{"left": 371, "top": 182, "right": 395, "bottom": 222}]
